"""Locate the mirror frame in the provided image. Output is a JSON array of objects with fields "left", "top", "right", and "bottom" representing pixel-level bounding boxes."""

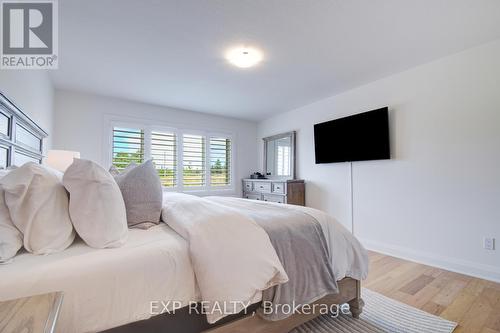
[{"left": 263, "top": 131, "right": 296, "bottom": 180}]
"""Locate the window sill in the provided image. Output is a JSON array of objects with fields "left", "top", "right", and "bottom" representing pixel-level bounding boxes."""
[{"left": 162, "top": 187, "right": 237, "bottom": 197}]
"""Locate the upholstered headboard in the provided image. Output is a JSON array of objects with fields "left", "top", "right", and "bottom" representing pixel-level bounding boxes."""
[{"left": 0, "top": 92, "right": 48, "bottom": 168}]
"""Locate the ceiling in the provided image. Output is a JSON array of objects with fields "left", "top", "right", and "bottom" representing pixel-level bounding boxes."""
[{"left": 51, "top": 0, "right": 500, "bottom": 121}]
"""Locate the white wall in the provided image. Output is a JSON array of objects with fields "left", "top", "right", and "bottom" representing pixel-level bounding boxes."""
[
  {"left": 53, "top": 90, "right": 259, "bottom": 195},
  {"left": 258, "top": 40, "right": 500, "bottom": 282},
  {"left": 0, "top": 71, "right": 54, "bottom": 149}
]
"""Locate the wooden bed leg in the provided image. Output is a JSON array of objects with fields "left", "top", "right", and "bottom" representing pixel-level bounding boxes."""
[
  {"left": 348, "top": 298, "right": 365, "bottom": 319},
  {"left": 348, "top": 280, "right": 365, "bottom": 319}
]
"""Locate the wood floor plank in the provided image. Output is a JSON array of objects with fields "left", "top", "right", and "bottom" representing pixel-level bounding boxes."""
[
  {"left": 487, "top": 281, "right": 500, "bottom": 292},
  {"left": 481, "top": 328, "right": 500, "bottom": 333},
  {"left": 366, "top": 251, "right": 500, "bottom": 333},
  {"left": 421, "top": 265, "right": 445, "bottom": 278},
  {"left": 402, "top": 284, "right": 442, "bottom": 308},
  {"left": 456, "top": 294, "right": 494, "bottom": 333},
  {"left": 399, "top": 274, "right": 435, "bottom": 295},
  {"left": 365, "top": 261, "right": 422, "bottom": 294},
  {"left": 466, "top": 278, "right": 490, "bottom": 296},
  {"left": 439, "top": 287, "right": 478, "bottom": 323},
  {"left": 421, "top": 300, "right": 446, "bottom": 316},
  {"left": 482, "top": 287, "right": 500, "bottom": 307},
  {"left": 432, "top": 278, "right": 469, "bottom": 307},
  {"left": 484, "top": 292, "right": 500, "bottom": 331}
]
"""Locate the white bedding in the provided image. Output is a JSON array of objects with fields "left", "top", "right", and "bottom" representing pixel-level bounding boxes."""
[
  {"left": 0, "top": 224, "right": 198, "bottom": 333},
  {"left": 283, "top": 201, "right": 369, "bottom": 281},
  {"left": 162, "top": 193, "right": 289, "bottom": 324},
  {"left": 0, "top": 195, "right": 368, "bottom": 333},
  {"left": 205, "top": 196, "right": 368, "bottom": 282}
]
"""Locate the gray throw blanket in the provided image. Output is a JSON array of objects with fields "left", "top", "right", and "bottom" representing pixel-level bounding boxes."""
[{"left": 206, "top": 197, "right": 338, "bottom": 321}]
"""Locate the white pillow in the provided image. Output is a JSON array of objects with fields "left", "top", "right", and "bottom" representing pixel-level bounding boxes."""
[
  {"left": 0, "top": 169, "right": 22, "bottom": 263},
  {"left": 1, "top": 163, "right": 75, "bottom": 255},
  {"left": 63, "top": 159, "right": 128, "bottom": 248}
]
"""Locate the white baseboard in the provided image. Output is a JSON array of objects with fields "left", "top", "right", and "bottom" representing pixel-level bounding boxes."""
[{"left": 359, "top": 238, "right": 500, "bottom": 283}]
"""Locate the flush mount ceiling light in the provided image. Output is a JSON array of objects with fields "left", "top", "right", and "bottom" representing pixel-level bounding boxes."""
[{"left": 225, "top": 47, "right": 263, "bottom": 68}]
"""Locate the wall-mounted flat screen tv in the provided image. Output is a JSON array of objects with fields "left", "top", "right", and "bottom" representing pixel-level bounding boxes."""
[{"left": 314, "top": 107, "right": 390, "bottom": 164}]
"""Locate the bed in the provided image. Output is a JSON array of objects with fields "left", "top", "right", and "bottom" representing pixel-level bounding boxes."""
[{"left": 0, "top": 193, "right": 368, "bottom": 333}]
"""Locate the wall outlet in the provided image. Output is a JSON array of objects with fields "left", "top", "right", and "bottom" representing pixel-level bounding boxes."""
[{"left": 483, "top": 237, "right": 495, "bottom": 251}]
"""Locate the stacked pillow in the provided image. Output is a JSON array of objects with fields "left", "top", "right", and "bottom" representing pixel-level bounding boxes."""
[
  {"left": 0, "top": 158, "right": 162, "bottom": 263},
  {"left": 0, "top": 163, "right": 75, "bottom": 263}
]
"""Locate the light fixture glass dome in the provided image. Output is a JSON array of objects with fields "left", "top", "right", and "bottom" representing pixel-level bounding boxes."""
[{"left": 225, "top": 47, "right": 263, "bottom": 68}]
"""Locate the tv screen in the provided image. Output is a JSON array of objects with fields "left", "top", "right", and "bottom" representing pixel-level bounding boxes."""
[{"left": 314, "top": 107, "right": 390, "bottom": 164}]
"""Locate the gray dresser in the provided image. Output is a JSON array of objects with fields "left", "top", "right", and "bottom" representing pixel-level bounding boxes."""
[{"left": 242, "top": 179, "right": 305, "bottom": 206}]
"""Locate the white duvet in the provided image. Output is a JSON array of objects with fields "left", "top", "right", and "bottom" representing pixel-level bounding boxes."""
[
  {"left": 161, "top": 193, "right": 289, "bottom": 323},
  {"left": 210, "top": 196, "right": 368, "bottom": 281}
]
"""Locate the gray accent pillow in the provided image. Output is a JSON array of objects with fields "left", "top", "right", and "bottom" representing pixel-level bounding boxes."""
[
  {"left": 108, "top": 165, "right": 120, "bottom": 176},
  {"left": 109, "top": 162, "right": 136, "bottom": 176},
  {"left": 114, "top": 160, "right": 163, "bottom": 229}
]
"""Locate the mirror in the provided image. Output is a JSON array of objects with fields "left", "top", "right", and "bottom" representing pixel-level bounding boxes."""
[{"left": 263, "top": 131, "right": 296, "bottom": 179}]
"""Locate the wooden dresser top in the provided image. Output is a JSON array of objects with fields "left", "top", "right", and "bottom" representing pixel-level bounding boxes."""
[{"left": 243, "top": 179, "right": 304, "bottom": 183}]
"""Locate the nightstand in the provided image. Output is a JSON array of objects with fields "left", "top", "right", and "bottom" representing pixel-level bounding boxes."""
[{"left": 0, "top": 292, "right": 63, "bottom": 333}]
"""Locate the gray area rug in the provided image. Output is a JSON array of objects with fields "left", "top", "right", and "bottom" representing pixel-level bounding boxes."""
[{"left": 290, "top": 288, "right": 457, "bottom": 333}]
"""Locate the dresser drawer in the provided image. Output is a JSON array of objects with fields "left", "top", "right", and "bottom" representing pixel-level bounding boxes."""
[
  {"left": 243, "top": 181, "right": 253, "bottom": 192},
  {"left": 271, "top": 182, "right": 285, "bottom": 194},
  {"left": 263, "top": 194, "right": 285, "bottom": 204},
  {"left": 242, "top": 179, "right": 305, "bottom": 206},
  {"left": 254, "top": 182, "right": 271, "bottom": 193},
  {"left": 244, "top": 192, "right": 262, "bottom": 200}
]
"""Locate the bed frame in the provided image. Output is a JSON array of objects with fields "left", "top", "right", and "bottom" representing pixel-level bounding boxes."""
[
  {"left": 0, "top": 92, "right": 48, "bottom": 168},
  {"left": 104, "top": 278, "right": 363, "bottom": 333}
]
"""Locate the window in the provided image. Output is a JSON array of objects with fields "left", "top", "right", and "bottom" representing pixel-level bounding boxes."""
[
  {"left": 210, "top": 137, "right": 231, "bottom": 186},
  {"left": 151, "top": 131, "right": 177, "bottom": 187},
  {"left": 276, "top": 145, "right": 290, "bottom": 176},
  {"left": 182, "top": 134, "right": 205, "bottom": 187},
  {"left": 112, "top": 127, "right": 145, "bottom": 170},
  {"left": 109, "top": 123, "right": 233, "bottom": 192}
]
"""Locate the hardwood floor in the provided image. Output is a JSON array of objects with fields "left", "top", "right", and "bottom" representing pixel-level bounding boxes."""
[{"left": 365, "top": 251, "right": 500, "bottom": 333}]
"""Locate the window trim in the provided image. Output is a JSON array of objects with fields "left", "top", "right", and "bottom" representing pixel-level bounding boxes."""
[{"left": 104, "top": 115, "right": 236, "bottom": 195}]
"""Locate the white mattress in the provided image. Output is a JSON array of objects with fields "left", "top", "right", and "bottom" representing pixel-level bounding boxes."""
[{"left": 0, "top": 224, "right": 198, "bottom": 333}]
